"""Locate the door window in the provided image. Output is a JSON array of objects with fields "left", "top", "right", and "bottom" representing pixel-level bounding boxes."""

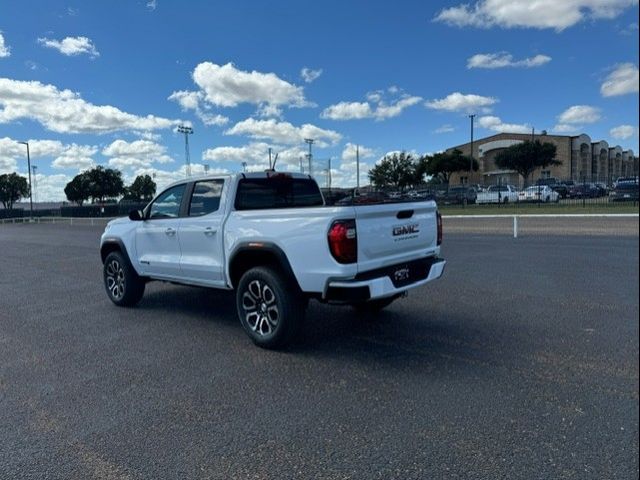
[
  {"left": 148, "top": 184, "right": 186, "bottom": 219},
  {"left": 189, "top": 180, "right": 224, "bottom": 216}
]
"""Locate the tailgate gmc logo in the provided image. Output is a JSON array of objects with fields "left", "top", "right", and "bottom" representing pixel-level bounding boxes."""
[{"left": 393, "top": 224, "right": 419, "bottom": 236}]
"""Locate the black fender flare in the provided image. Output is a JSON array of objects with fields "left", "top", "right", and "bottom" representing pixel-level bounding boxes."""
[
  {"left": 100, "top": 237, "right": 133, "bottom": 267},
  {"left": 227, "top": 242, "right": 300, "bottom": 290}
]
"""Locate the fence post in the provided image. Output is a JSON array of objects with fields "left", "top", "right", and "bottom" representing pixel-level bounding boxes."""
[{"left": 513, "top": 216, "right": 518, "bottom": 238}]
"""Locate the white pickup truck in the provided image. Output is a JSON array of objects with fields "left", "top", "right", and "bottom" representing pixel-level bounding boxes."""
[
  {"left": 475, "top": 184, "right": 519, "bottom": 204},
  {"left": 100, "top": 172, "right": 445, "bottom": 348}
]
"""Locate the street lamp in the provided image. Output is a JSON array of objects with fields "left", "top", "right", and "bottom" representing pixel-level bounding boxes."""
[{"left": 17, "top": 141, "right": 33, "bottom": 219}]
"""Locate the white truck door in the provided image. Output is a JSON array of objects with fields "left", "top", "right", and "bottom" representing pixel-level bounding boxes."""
[
  {"left": 178, "top": 179, "right": 226, "bottom": 286},
  {"left": 135, "top": 183, "right": 186, "bottom": 277}
]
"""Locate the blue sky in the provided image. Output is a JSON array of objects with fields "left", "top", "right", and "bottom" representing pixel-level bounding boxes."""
[{"left": 1, "top": 0, "right": 638, "bottom": 200}]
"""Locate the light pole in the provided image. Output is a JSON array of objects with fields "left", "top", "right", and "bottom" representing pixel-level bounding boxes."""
[
  {"left": 356, "top": 145, "right": 360, "bottom": 189},
  {"left": 304, "top": 138, "right": 314, "bottom": 177},
  {"left": 468, "top": 114, "right": 475, "bottom": 184},
  {"left": 177, "top": 125, "right": 193, "bottom": 177},
  {"left": 31, "top": 165, "right": 38, "bottom": 204},
  {"left": 17, "top": 141, "right": 33, "bottom": 219}
]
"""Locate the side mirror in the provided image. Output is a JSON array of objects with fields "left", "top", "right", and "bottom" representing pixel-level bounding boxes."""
[{"left": 128, "top": 209, "right": 144, "bottom": 221}]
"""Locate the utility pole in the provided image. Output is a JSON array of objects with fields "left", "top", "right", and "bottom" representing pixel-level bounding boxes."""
[
  {"left": 268, "top": 147, "right": 273, "bottom": 169},
  {"left": 468, "top": 114, "right": 475, "bottom": 183},
  {"left": 17, "top": 141, "right": 33, "bottom": 219},
  {"left": 356, "top": 145, "right": 360, "bottom": 189},
  {"left": 177, "top": 125, "right": 193, "bottom": 177},
  {"left": 304, "top": 138, "right": 314, "bottom": 177},
  {"left": 531, "top": 127, "right": 535, "bottom": 141},
  {"left": 31, "top": 165, "right": 38, "bottom": 204},
  {"left": 327, "top": 157, "right": 332, "bottom": 189},
  {"left": 241, "top": 162, "right": 247, "bottom": 172}
]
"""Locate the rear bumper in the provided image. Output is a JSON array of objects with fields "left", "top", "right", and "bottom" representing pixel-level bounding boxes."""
[{"left": 324, "top": 258, "right": 446, "bottom": 302}]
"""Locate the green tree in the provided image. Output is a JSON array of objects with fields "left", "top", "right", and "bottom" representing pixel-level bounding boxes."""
[
  {"left": 0, "top": 173, "right": 29, "bottom": 209},
  {"left": 64, "top": 173, "right": 91, "bottom": 206},
  {"left": 85, "top": 166, "right": 125, "bottom": 202},
  {"left": 494, "top": 140, "right": 560, "bottom": 187},
  {"left": 424, "top": 149, "right": 478, "bottom": 185},
  {"left": 368, "top": 152, "right": 416, "bottom": 191},
  {"left": 124, "top": 174, "right": 156, "bottom": 201}
]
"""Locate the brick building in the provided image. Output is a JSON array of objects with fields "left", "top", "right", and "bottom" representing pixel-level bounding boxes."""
[{"left": 446, "top": 132, "right": 638, "bottom": 186}]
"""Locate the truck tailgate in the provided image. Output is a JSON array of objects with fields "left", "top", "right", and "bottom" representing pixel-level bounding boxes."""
[{"left": 354, "top": 200, "right": 438, "bottom": 272}]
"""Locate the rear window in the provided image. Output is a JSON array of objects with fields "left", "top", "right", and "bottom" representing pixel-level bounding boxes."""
[{"left": 235, "top": 176, "right": 324, "bottom": 210}]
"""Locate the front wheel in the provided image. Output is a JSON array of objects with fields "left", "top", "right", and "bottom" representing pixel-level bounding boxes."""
[
  {"left": 236, "top": 267, "right": 306, "bottom": 349},
  {"left": 103, "top": 251, "right": 145, "bottom": 307}
]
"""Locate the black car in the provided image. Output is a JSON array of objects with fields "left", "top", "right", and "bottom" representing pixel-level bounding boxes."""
[
  {"left": 568, "top": 184, "right": 599, "bottom": 199},
  {"left": 438, "top": 186, "right": 477, "bottom": 205},
  {"left": 609, "top": 182, "right": 639, "bottom": 202}
]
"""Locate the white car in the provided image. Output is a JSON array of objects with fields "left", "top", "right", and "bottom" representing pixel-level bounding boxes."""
[
  {"left": 476, "top": 185, "right": 519, "bottom": 204},
  {"left": 518, "top": 185, "right": 559, "bottom": 203},
  {"left": 100, "top": 172, "right": 446, "bottom": 349}
]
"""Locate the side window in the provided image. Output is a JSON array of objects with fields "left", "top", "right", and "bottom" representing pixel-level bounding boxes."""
[
  {"left": 148, "top": 184, "right": 186, "bottom": 219},
  {"left": 189, "top": 180, "right": 224, "bottom": 216}
]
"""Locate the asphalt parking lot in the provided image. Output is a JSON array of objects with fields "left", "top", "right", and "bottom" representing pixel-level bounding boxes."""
[{"left": 1, "top": 222, "right": 638, "bottom": 479}]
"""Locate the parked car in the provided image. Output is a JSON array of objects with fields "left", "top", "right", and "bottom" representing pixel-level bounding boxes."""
[
  {"left": 568, "top": 183, "right": 600, "bottom": 199},
  {"left": 438, "top": 186, "right": 477, "bottom": 205},
  {"left": 609, "top": 182, "right": 639, "bottom": 202},
  {"left": 476, "top": 184, "right": 519, "bottom": 204},
  {"left": 536, "top": 177, "right": 569, "bottom": 198},
  {"left": 518, "top": 185, "right": 559, "bottom": 203},
  {"left": 593, "top": 183, "right": 609, "bottom": 196},
  {"left": 99, "top": 172, "right": 446, "bottom": 349}
]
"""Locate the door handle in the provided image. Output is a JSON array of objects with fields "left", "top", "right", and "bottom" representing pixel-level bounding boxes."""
[
  {"left": 165, "top": 227, "right": 176, "bottom": 236},
  {"left": 204, "top": 227, "right": 216, "bottom": 236}
]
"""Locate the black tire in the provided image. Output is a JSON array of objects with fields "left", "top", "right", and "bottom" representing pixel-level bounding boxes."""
[
  {"left": 236, "top": 267, "right": 306, "bottom": 349},
  {"left": 352, "top": 296, "right": 398, "bottom": 313},
  {"left": 103, "top": 251, "right": 145, "bottom": 307}
]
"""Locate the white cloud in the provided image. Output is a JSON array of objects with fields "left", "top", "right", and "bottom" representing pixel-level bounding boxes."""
[
  {"left": 467, "top": 52, "right": 551, "bottom": 69},
  {"left": 341, "top": 143, "right": 376, "bottom": 162},
  {"left": 192, "top": 62, "right": 309, "bottom": 110},
  {"left": 102, "top": 139, "right": 173, "bottom": 170},
  {"left": 321, "top": 89, "right": 422, "bottom": 121},
  {"left": 425, "top": 92, "right": 498, "bottom": 113},
  {"left": 600, "top": 63, "right": 639, "bottom": 97},
  {"left": 0, "top": 77, "right": 181, "bottom": 134},
  {"left": 0, "top": 137, "right": 98, "bottom": 172},
  {"left": 32, "top": 173, "right": 72, "bottom": 202},
  {"left": 557, "top": 105, "right": 601, "bottom": 124},
  {"left": 225, "top": 118, "right": 341, "bottom": 147},
  {"left": 167, "top": 89, "right": 229, "bottom": 126},
  {"left": 321, "top": 101, "right": 373, "bottom": 120},
  {"left": 38, "top": 36, "right": 99, "bottom": 58},
  {"left": 301, "top": 67, "right": 323, "bottom": 83},
  {"left": 434, "top": 0, "right": 638, "bottom": 31},
  {"left": 0, "top": 32, "right": 10, "bottom": 58},
  {"left": 146, "top": 0, "right": 157, "bottom": 11},
  {"left": 51, "top": 144, "right": 97, "bottom": 170},
  {"left": 478, "top": 115, "right": 530, "bottom": 133},
  {"left": 434, "top": 124, "right": 456, "bottom": 133},
  {"left": 610, "top": 124, "right": 638, "bottom": 139}
]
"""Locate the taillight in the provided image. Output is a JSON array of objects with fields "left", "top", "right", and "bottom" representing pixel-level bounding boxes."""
[
  {"left": 436, "top": 212, "right": 443, "bottom": 246},
  {"left": 328, "top": 219, "right": 357, "bottom": 264}
]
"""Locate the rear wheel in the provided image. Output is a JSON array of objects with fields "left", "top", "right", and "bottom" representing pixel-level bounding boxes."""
[
  {"left": 103, "top": 251, "right": 145, "bottom": 307},
  {"left": 236, "top": 267, "right": 306, "bottom": 349}
]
